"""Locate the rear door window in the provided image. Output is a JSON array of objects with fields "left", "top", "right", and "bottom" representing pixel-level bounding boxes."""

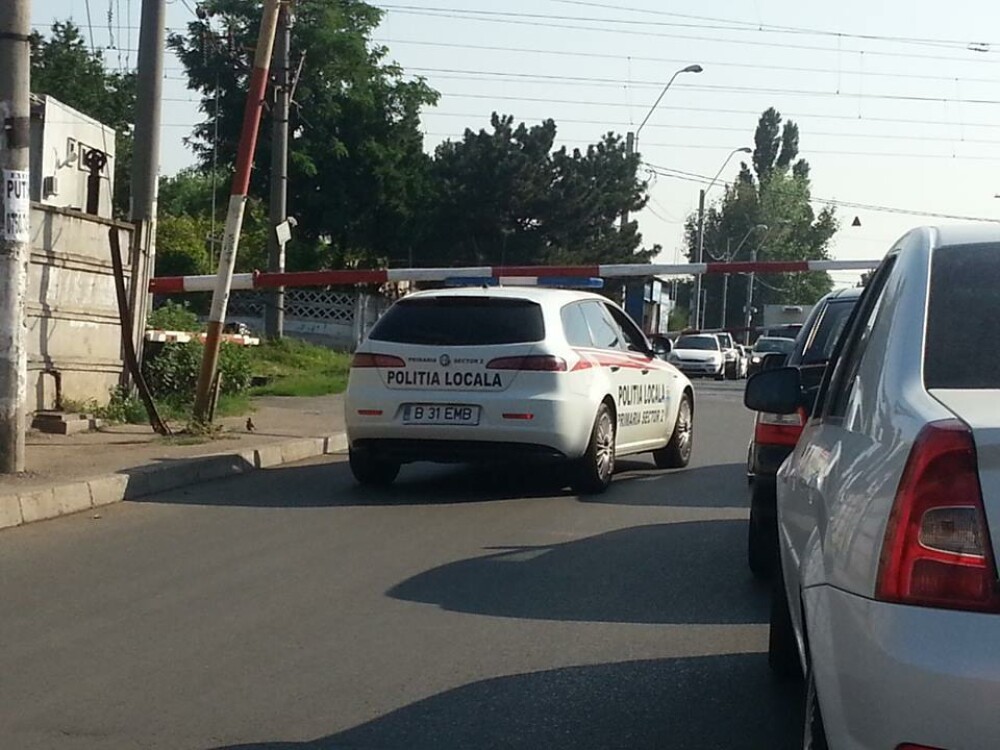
[
  {"left": 580, "top": 301, "right": 622, "bottom": 350},
  {"left": 368, "top": 296, "right": 545, "bottom": 345},
  {"left": 561, "top": 303, "right": 594, "bottom": 347},
  {"left": 798, "top": 300, "right": 857, "bottom": 366},
  {"left": 925, "top": 243, "right": 1000, "bottom": 389}
]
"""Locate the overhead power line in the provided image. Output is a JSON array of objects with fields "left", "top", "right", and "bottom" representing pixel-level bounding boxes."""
[
  {"left": 379, "top": 5, "right": 1000, "bottom": 66},
  {"left": 377, "top": 37, "right": 1000, "bottom": 86},
  {"left": 643, "top": 164, "right": 1000, "bottom": 223},
  {"left": 411, "top": 66, "right": 1000, "bottom": 107},
  {"left": 548, "top": 0, "right": 998, "bottom": 52}
]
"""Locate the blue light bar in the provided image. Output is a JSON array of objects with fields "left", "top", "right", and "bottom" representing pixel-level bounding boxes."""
[{"left": 443, "top": 276, "right": 605, "bottom": 289}]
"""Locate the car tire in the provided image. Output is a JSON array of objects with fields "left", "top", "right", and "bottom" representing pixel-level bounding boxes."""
[
  {"left": 748, "top": 481, "right": 777, "bottom": 579},
  {"left": 768, "top": 567, "right": 803, "bottom": 682},
  {"left": 725, "top": 362, "right": 737, "bottom": 380},
  {"left": 349, "top": 447, "right": 400, "bottom": 486},
  {"left": 571, "top": 403, "right": 616, "bottom": 494},
  {"left": 802, "top": 668, "right": 830, "bottom": 750},
  {"left": 653, "top": 393, "right": 693, "bottom": 469}
]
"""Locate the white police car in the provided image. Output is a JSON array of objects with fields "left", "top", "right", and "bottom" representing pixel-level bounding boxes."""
[{"left": 345, "top": 286, "right": 695, "bottom": 493}]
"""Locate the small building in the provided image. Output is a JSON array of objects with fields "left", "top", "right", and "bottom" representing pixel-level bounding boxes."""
[
  {"left": 762, "top": 303, "right": 812, "bottom": 330},
  {"left": 624, "top": 276, "right": 675, "bottom": 335},
  {"left": 29, "top": 94, "right": 117, "bottom": 220}
]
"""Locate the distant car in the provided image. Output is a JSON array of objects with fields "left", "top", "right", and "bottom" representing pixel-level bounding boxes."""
[
  {"left": 345, "top": 286, "right": 695, "bottom": 493},
  {"left": 749, "top": 225, "right": 1000, "bottom": 750},
  {"left": 745, "top": 287, "right": 861, "bottom": 577},
  {"left": 667, "top": 334, "right": 724, "bottom": 379},
  {"left": 713, "top": 332, "right": 740, "bottom": 380},
  {"left": 746, "top": 336, "right": 795, "bottom": 377}
]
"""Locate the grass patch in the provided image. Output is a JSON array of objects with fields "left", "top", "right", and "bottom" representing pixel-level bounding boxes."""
[{"left": 249, "top": 339, "right": 351, "bottom": 398}]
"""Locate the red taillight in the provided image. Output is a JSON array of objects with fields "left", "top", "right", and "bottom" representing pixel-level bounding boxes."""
[
  {"left": 486, "top": 355, "right": 567, "bottom": 372},
  {"left": 351, "top": 353, "right": 405, "bottom": 368},
  {"left": 754, "top": 409, "right": 806, "bottom": 447},
  {"left": 502, "top": 413, "right": 534, "bottom": 420},
  {"left": 897, "top": 745, "right": 947, "bottom": 749},
  {"left": 876, "top": 420, "right": 1000, "bottom": 613}
]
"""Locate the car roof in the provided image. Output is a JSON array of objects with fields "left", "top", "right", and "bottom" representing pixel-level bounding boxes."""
[
  {"left": 929, "top": 224, "right": 1000, "bottom": 248},
  {"left": 827, "top": 286, "right": 864, "bottom": 301},
  {"left": 677, "top": 333, "right": 717, "bottom": 340},
  {"left": 400, "top": 286, "right": 607, "bottom": 305}
]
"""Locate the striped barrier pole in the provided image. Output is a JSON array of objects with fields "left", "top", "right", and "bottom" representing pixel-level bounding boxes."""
[
  {"left": 192, "top": 0, "right": 281, "bottom": 422},
  {"left": 151, "top": 259, "right": 881, "bottom": 294}
]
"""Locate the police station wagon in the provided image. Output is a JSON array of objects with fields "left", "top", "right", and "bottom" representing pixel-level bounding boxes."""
[{"left": 345, "top": 287, "right": 696, "bottom": 493}]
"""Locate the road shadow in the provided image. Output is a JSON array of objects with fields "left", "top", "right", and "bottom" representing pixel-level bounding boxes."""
[
  {"left": 134, "top": 458, "right": 575, "bottom": 508},
  {"left": 208, "top": 654, "right": 801, "bottom": 750},
  {"left": 592, "top": 461, "right": 750, "bottom": 509},
  {"left": 389, "top": 520, "right": 767, "bottom": 624}
]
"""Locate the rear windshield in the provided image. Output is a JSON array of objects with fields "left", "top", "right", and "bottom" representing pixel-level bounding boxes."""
[
  {"left": 368, "top": 296, "right": 545, "bottom": 346},
  {"left": 925, "top": 243, "right": 1000, "bottom": 389},
  {"left": 675, "top": 335, "right": 719, "bottom": 350},
  {"left": 753, "top": 338, "right": 794, "bottom": 354},
  {"left": 796, "top": 299, "right": 857, "bottom": 366}
]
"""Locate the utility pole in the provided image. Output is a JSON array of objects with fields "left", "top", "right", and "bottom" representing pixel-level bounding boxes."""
[
  {"left": 691, "top": 188, "right": 706, "bottom": 329},
  {"left": 620, "top": 130, "right": 635, "bottom": 231},
  {"left": 265, "top": 3, "right": 291, "bottom": 340},
  {"left": 720, "top": 238, "right": 730, "bottom": 329},
  {"left": 744, "top": 249, "right": 756, "bottom": 345},
  {"left": 129, "top": 0, "right": 166, "bottom": 376},
  {"left": 0, "top": 0, "right": 30, "bottom": 472},
  {"left": 193, "top": 0, "right": 281, "bottom": 421}
]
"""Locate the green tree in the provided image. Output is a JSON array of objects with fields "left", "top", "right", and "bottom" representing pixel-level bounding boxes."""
[
  {"left": 685, "top": 107, "right": 836, "bottom": 330},
  {"left": 418, "top": 113, "right": 657, "bottom": 267},
  {"left": 30, "top": 21, "right": 137, "bottom": 217},
  {"left": 168, "top": 0, "right": 438, "bottom": 269}
]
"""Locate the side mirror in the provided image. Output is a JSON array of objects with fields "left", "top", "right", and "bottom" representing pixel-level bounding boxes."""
[
  {"left": 651, "top": 340, "right": 670, "bottom": 360},
  {"left": 760, "top": 352, "right": 788, "bottom": 371},
  {"left": 745, "top": 367, "right": 802, "bottom": 414}
]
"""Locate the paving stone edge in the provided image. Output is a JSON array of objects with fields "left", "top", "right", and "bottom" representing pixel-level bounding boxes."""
[{"left": 0, "top": 432, "right": 349, "bottom": 532}]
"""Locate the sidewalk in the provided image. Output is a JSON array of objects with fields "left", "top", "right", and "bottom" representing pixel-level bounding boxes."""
[{"left": 0, "top": 395, "right": 347, "bottom": 530}]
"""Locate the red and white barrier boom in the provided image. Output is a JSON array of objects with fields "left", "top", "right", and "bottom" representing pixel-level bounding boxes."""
[{"left": 150, "top": 259, "right": 879, "bottom": 294}]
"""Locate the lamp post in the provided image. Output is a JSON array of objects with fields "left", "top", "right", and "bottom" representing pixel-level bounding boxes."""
[
  {"left": 692, "top": 146, "right": 752, "bottom": 329},
  {"left": 721, "top": 224, "right": 767, "bottom": 329},
  {"left": 621, "top": 64, "right": 702, "bottom": 230}
]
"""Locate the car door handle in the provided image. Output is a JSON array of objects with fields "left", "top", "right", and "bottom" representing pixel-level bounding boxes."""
[
  {"left": 641, "top": 368, "right": 650, "bottom": 375},
  {"left": 610, "top": 365, "right": 621, "bottom": 373}
]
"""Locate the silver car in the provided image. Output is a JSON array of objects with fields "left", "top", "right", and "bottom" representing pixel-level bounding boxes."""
[{"left": 746, "top": 225, "right": 1000, "bottom": 749}]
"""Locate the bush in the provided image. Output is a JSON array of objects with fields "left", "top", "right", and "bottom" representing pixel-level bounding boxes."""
[
  {"left": 142, "top": 340, "right": 253, "bottom": 400},
  {"left": 147, "top": 301, "right": 201, "bottom": 332},
  {"left": 99, "top": 386, "right": 148, "bottom": 424}
]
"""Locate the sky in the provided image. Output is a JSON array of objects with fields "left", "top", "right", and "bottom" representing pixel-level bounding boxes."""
[{"left": 30, "top": 0, "right": 1000, "bottom": 287}]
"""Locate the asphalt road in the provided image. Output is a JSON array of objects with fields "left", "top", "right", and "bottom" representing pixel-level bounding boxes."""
[{"left": 0, "top": 380, "right": 802, "bottom": 750}]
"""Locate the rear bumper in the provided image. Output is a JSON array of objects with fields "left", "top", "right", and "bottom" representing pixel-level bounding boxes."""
[
  {"left": 345, "top": 392, "right": 595, "bottom": 460},
  {"left": 674, "top": 361, "right": 723, "bottom": 376},
  {"left": 352, "top": 438, "right": 566, "bottom": 463},
  {"left": 749, "top": 441, "right": 793, "bottom": 479},
  {"left": 805, "top": 585, "right": 1000, "bottom": 750}
]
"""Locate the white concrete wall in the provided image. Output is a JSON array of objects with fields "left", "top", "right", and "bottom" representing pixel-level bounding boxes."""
[{"left": 28, "top": 205, "right": 136, "bottom": 411}]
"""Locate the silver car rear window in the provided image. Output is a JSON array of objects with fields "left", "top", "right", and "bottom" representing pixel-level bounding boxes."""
[{"left": 925, "top": 243, "right": 1000, "bottom": 389}]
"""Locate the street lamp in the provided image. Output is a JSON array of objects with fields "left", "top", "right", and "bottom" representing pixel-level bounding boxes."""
[
  {"left": 691, "top": 146, "right": 752, "bottom": 329},
  {"left": 634, "top": 64, "right": 703, "bottom": 145},
  {"left": 621, "top": 64, "right": 702, "bottom": 230},
  {"left": 720, "top": 224, "right": 767, "bottom": 329}
]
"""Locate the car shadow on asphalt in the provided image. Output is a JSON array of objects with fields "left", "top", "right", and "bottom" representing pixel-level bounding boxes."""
[
  {"left": 134, "top": 457, "right": 752, "bottom": 509},
  {"left": 389, "top": 519, "right": 768, "bottom": 625},
  {"left": 207, "top": 653, "right": 801, "bottom": 750},
  {"left": 596, "top": 460, "right": 751, "bottom": 508}
]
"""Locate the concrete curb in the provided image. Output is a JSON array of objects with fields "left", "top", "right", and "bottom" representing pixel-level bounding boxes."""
[{"left": 0, "top": 432, "right": 348, "bottom": 532}]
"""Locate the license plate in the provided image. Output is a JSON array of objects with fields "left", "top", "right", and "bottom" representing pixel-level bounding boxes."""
[{"left": 403, "top": 404, "right": 480, "bottom": 426}]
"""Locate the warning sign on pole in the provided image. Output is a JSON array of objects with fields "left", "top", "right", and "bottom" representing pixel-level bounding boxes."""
[{"left": 2, "top": 169, "right": 29, "bottom": 243}]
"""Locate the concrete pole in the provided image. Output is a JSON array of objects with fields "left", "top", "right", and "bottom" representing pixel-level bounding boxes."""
[
  {"left": 265, "top": 4, "right": 290, "bottom": 340},
  {"left": 129, "top": 0, "right": 166, "bottom": 373},
  {"left": 744, "top": 249, "right": 756, "bottom": 344},
  {"left": 193, "top": 0, "right": 281, "bottom": 421},
  {"left": 0, "top": 0, "right": 30, "bottom": 472},
  {"left": 620, "top": 131, "right": 635, "bottom": 231},
  {"left": 691, "top": 188, "right": 705, "bottom": 329}
]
